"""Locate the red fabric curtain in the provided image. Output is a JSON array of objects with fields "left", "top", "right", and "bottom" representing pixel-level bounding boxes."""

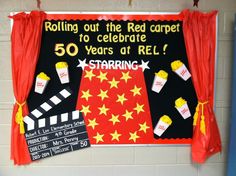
[
  {"left": 182, "top": 10, "right": 222, "bottom": 163},
  {"left": 10, "top": 11, "right": 46, "bottom": 165}
]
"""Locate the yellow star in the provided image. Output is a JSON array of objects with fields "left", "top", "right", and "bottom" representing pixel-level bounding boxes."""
[
  {"left": 97, "top": 71, "right": 108, "bottom": 83},
  {"left": 121, "top": 71, "right": 132, "bottom": 83},
  {"left": 116, "top": 93, "right": 127, "bottom": 105},
  {"left": 108, "top": 77, "right": 119, "bottom": 89},
  {"left": 122, "top": 110, "right": 133, "bottom": 121},
  {"left": 130, "top": 85, "right": 141, "bottom": 96},
  {"left": 93, "top": 132, "right": 104, "bottom": 143},
  {"left": 98, "top": 104, "right": 109, "bottom": 115},
  {"left": 139, "top": 122, "right": 150, "bottom": 133},
  {"left": 84, "top": 70, "right": 95, "bottom": 81},
  {"left": 129, "top": 131, "right": 140, "bottom": 142},
  {"left": 134, "top": 103, "right": 144, "bottom": 114},
  {"left": 80, "top": 105, "right": 91, "bottom": 116},
  {"left": 110, "top": 130, "right": 121, "bottom": 141},
  {"left": 109, "top": 114, "right": 120, "bottom": 125},
  {"left": 97, "top": 89, "right": 109, "bottom": 101},
  {"left": 81, "top": 89, "right": 92, "bottom": 101},
  {"left": 88, "top": 118, "right": 99, "bottom": 129}
]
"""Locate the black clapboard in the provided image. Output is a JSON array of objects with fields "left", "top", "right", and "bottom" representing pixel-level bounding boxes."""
[{"left": 24, "top": 110, "right": 90, "bottom": 161}]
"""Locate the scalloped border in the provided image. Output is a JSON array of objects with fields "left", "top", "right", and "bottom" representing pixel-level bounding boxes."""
[
  {"left": 153, "top": 138, "right": 191, "bottom": 144},
  {"left": 92, "top": 138, "right": 192, "bottom": 145},
  {"left": 45, "top": 14, "right": 183, "bottom": 21}
]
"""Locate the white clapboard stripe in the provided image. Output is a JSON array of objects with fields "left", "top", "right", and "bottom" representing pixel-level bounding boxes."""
[
  {"left": 61, "top": 112, "right": 68, "bottom": 122},
  {"left": 50, "top": 115, "right": 57, "bottom": 125},
  {"left": 72, "top": 110, "right": 80, "bottom": 120},
  {"left": 60, "top": 89, "right": 71, "bottom": 98},
  {"left": 31, "top": 109, "right": 43, "bottom": 118},
  {"left": 50, "top": 96, "right": 61, "bottom": 105},
  {"left": 38, "top": 118, "right": 46, "bottom": 128},
  {"left": 40, "top": 102, "right": 52, "bottom": 111},
  {"left": 24, "top": 116, "right": 35, "bottom": 131},
  {"left": 23, "top": 87, "right": 72, "bottom": 131}
]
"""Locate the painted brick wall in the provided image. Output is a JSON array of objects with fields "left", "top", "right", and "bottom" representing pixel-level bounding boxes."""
[{"left": 0, "top": 0, "right": 235, "bottom": 175}]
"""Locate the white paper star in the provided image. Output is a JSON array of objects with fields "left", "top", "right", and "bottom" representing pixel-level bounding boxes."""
[
  {"left": 77, "top": 59, "right": 88, "bottom": 70},
  {"left": 139, "top": 60, "right": 150, "bottom": 72}
]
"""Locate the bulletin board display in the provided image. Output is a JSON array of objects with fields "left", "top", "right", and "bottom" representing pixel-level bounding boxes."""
[{"left": 26, "top": 13, "right": 198, "bottom": 147}]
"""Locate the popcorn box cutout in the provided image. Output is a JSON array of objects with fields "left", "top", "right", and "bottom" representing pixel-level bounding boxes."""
[
  {"left": 171, "top": 60, "right": 191, "bottom": 81},
  {"left": 175, "top": 64, "right": 191, "bottom": 81},
  {"left": 175, "top": 97, "right": 191, "bottom": 119},
  {"left": 152, "top": 70, "right": 168, "bottom": 93},
  {"left": 154, "top": 115, "right": 172, "bottom": 137},
  {"left": 55, "top": 62, "right": 70, "bottom": 84},
  {"left": 34, "top": 72, "right": 50, "bottom": 94}
]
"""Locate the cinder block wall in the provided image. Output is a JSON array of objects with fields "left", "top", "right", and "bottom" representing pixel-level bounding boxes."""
[{"left": 0, "top": 0, "right": 235, "bottom": 175}]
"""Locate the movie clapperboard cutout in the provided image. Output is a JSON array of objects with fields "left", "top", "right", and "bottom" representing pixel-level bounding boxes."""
[{"left": 24, "top": 88, "right": 90, "bottom": 161}]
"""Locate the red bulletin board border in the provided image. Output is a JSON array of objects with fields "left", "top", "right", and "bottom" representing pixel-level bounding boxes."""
[{"left": 45, "top": 12, "right": 190, "bottom": 145}]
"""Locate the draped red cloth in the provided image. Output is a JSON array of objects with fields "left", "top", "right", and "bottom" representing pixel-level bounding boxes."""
[
  {"left": 182, "top": 10, "right": 222, "bottom": 163},
  {"left": 10, "top": 11, "right": 46, "bottom": 165}
]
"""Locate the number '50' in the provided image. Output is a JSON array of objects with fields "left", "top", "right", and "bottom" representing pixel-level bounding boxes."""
[{"left": 54, "top": 43, "right": 79, "bottom": 57}]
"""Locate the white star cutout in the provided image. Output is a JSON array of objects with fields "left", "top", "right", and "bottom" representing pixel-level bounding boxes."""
[
  {"left": 77, "top": 59, "right": 88, "bottom": 70},
  {"left": 139, "top": 60, "right": 150, "bottom": 72}
]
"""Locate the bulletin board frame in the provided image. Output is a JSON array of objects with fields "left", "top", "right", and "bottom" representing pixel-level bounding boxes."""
[{"left": 10, "top": 11, "right": 218, "bottom": 147}]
